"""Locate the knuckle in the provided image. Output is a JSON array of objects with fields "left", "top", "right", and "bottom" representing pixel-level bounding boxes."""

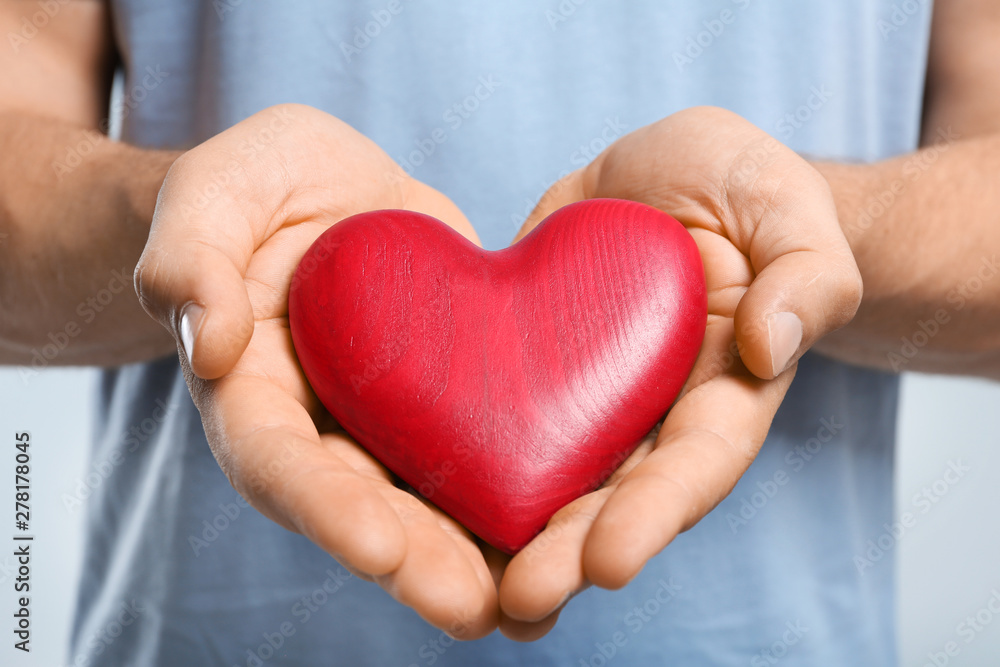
[
  {"left": 132, "top": 251, "right": 173, "bottom": 324},
  {"left": 843, "top": 268, "right": 864, "bottom": 317},
  {"left": 163, "top": 150, "right": 194, "bottom": 181},
  {"left": 828, "top": 263, "right": 863, "bottom": 325},
  {"left": 835, "top": 255, "right": 863, "bottom": 297},
  {"left": 132, "top": 256, "right": 157, "bottom": 311}
]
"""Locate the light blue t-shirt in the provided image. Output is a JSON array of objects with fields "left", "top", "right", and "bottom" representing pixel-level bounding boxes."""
[{"left": 72, "top": 2, "right": 931, "bottom": 665}]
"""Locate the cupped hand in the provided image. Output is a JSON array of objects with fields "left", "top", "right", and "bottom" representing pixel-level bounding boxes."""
[
  {"left": 497, "top": 106, "right": 862, "bottom": 640},
  {"left": 134, "top": 104, "right": 500, "bottom": 639}
]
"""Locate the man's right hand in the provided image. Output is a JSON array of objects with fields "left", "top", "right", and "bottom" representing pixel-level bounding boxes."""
[{"left": 135, "top": 104, "right": 500, "bottom": 639}]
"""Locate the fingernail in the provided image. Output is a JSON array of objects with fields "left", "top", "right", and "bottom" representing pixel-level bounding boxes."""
[
  {"left": 767, "top": 311, "right": 802, "bottom": 377},
  {"left": 179, "top": 303, "right": 204, "bottom": 361}
]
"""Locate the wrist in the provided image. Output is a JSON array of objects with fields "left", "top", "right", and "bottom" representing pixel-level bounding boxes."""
[{"left": 810, "top": 160, "right": 880, "bottom": 256}]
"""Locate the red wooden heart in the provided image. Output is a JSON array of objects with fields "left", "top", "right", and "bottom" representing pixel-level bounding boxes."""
[{"left": 288, "top": 198, "right": 706, "bottom": 553}]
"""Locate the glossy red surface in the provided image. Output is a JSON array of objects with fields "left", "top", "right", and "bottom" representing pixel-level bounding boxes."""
[{"left": 289, "top": 199, "right": 706, "bottom": 553}]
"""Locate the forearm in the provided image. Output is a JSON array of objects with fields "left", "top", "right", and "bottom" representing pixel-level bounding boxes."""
[
  {"left": 813, "top": 132, "right": 1000, "bottom": 377},
  {"left": 0, "top": 110, "right": 180, "bottom": 366}
]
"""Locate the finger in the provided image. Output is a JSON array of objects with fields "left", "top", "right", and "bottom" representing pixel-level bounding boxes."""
[
  {"left": 582, "top": 347, "right": 794, "bottom": 590},
  {"left": 512, "top": 169, "right": 587, "bottom": 243},
  {"left": 482, "top": 543, "right": 512, "bottom": 591},
  {"left": 141, "top": 166, "right": 476, "bottom": 381},
  {"left": 201, "top": 369, "right": 408, "bottom": 576},
  {"left": 134, "top": 106, "right": 307, "bottom": 380},
  {"left": 573, "top": 110, "right": 863, "bottom": 381},
  {"left": 499, "top": 490, "right": 607, "bottom": 622},
  {"left": 321, "top": 425, "right": 499, "bottom": 637},
  {"left": 725, "top": 150, "right": 862, "bottom": 380},
  {"left": 212, "top": 369, "right": 496, "bottom": 635},
  {"left": 652, "top": 171, "right": 859, "bottom": 383},
  {"left": 136, "top": 105, "right": 416, "bottom": 380},
  {"left": 733, "top": 243, "right": 861, "bottom": 380},
  {"left": 496, "top": 433, "right": 656, "bottom": 629},
  {"left": 197, "top": 312, "right": 497, "bottom": 635},
  {"left": 135, "top": 170, "right": 257, "bottom": 380},
  {"left": 499, "top": 608, "right": 565, "bottom": 643},
  {"left": 374, "top": 497, "right": 499, "bottom": 639}
]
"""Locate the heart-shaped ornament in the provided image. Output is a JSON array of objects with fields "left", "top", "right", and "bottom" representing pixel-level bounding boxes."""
[{"left": 289, "top": 198, "right": 706, "bottom": 553}]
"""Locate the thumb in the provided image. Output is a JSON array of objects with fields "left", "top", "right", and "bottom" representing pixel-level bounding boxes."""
[
  {"left": 732, "top": 213, "right": 862, "bottom": 381},
  {"left": 512, "top": 169, "right": 587, "bottom": 243},
  {"left": 134, "top": 164, "right": 257, "bottom": 380}
]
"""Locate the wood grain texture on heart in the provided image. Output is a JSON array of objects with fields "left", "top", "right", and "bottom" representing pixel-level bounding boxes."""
[{"left": 288, "top": 198, "right": 707, "bottom": 553}]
